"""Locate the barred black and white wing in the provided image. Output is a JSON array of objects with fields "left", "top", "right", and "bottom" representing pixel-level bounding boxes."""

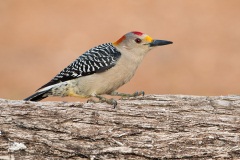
[{"left": 37, "top": 43, "right": 121, "bottom": 90}]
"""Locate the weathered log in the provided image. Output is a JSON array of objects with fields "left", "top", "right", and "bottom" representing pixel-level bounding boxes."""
[{"left": 0, "top": 95, "right": 240, "bottom": 159}]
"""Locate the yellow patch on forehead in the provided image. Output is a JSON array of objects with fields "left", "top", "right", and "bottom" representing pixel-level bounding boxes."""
[{"left": 144, "top": 35, "right": 153, "bottom": 42}]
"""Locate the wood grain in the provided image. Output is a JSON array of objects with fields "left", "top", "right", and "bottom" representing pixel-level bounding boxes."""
[{"left": 0, "top": 95, "right": 240, "bottom": 159}]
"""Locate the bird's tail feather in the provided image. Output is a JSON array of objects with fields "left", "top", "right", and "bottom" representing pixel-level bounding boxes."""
[{"left": 24, "top": 89, "right": 50, "bottom": 102}]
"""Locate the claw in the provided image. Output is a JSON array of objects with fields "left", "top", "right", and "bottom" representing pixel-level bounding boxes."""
[
  {"left": 108, "top": 98, "right": 117, "bottom": 108},
  {"left": 111, "top": 91, "right": 145, "bottom": 100},
  {"left": 133, "top": 91, "right": 139, "bottom": 97},
  {"left": 87, "top": 95, "right": 117, "bottom": 108},
  {"left": 87, "top": 98, "right": 99, "bottom": 103},
  {"left": 138, "top": 91, "right": 145, "bottom": 96},
  {"left": 134, "top": 91, "right": 144, "bottom": 96}
]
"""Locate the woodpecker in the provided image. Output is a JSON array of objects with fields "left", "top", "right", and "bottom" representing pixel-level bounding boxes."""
[{"left": 24, "top": 31, "right": 172, "bottom": 107}]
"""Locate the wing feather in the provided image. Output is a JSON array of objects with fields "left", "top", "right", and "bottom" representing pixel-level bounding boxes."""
[{"left": 37, "top": 43, "right": 121, "bottom": 91}]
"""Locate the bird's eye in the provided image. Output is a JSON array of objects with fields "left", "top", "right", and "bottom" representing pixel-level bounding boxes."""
[{"left": 135, "top": 38, "right": 142, "bottom": 44}]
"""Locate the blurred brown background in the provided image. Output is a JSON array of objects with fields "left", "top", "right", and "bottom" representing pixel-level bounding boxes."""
[{"left": 1, "top": 0, "right": 240, "bottom": 102}]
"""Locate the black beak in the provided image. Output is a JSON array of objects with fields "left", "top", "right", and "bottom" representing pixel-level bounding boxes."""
[{"left": 149, "top": 40, "right": 173, "bottom": 47}]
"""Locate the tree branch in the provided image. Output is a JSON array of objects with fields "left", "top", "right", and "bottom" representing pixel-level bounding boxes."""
[{"left": 0, "top": 95, "right": 240, "bottom": 159}]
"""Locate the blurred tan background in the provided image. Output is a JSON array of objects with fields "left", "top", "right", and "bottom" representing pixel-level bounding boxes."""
[{"left": 1, "top": 0, "right": 240, "bottom": 102}]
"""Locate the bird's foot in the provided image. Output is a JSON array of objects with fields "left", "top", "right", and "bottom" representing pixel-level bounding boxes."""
[
  {"left": 87, "top": 98, "right": 99, "bottom": 104},
  {"left": 87, "top": 95, "right": 117, "bottom": 108},
  {"left": 111, "top": 91, "right": 145, "bottom": 99}
]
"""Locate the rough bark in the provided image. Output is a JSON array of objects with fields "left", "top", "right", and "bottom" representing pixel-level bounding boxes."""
[{"left": 0, "top": 95, "right": 240, "bottom": 160}]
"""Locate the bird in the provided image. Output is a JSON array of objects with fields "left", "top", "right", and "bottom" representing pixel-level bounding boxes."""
[{"left": 24, "top": 31, "right": 172, "bottom": 107}]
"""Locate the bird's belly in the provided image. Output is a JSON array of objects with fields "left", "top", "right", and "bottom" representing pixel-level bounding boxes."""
[
  {"left": 67, "top": 53, "right": 144, "bottom": 97},
  {"left": 73, "top": 64, "right": 138, "bottom": 96}
]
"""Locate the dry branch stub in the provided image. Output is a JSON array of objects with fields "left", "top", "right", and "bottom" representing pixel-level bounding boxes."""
[{"left": 0, "top": 95, "right": 240, "bottom": 159}]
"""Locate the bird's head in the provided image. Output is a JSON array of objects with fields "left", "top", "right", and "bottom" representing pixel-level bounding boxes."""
[{"left": 113, "top": 31, "right": 172, "bottom": 55}]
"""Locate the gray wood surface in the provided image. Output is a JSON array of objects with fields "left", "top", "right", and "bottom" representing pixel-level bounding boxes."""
[{"left": 0, "top": 95, "right": 240, "bottom": 159}]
